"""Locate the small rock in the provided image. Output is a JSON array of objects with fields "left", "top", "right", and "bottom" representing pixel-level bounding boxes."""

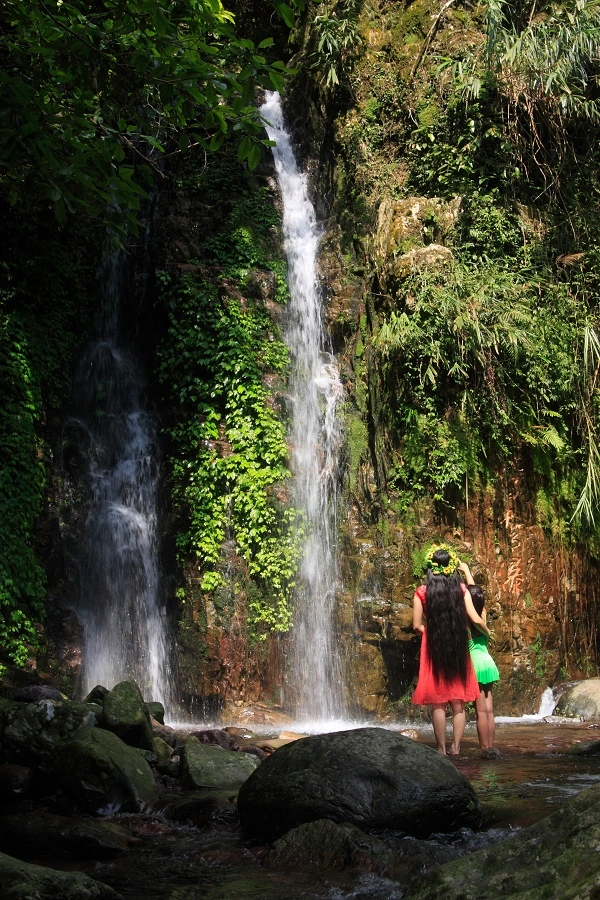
[
  {"left": 83, "top": 685, "right": 109, "bottom": 706},
  {"left": 189, "top": 729, "right": 239, "bottom": 751},
  {"left": 0, "top": 764, "right": 32, "bottom": 797},
  {"left": 13, "top": 685, "right": 65, "bottom": 703},
  {"left": 145, "top": 702, "right": 165, "bottom": 725}
]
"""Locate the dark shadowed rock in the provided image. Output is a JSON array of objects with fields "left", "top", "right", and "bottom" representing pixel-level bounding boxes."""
[
  {"left": 0, "top": 764, "right": 32, "bottom": 798},
  {"left": 103, "top": 681, "right": 154, "bottom": 751},
  {"left": 405, "top": 783, "right": 600, "bottom": 899},
  {"left": 268, "top": 818, "right": 395, "bottom": 873},
  {"left": 190, "top": 728, "right": 240, "bottom": 750},
  {"left": 84, "top": 685, "right": 110, "bottom": 706},
  {"left": 13, "top": 685, "right": 66, "bottom": 703},
  {"left": 567, "top": 739, "right": 600, "bottom": 756},
  {"left": 0, "top": 850, "right": 122, "bottom": 899},
  {"left": 0, "top": 811, "right": 133, "bottom": 858},
  {"left": 145, "top": 701, "right": 165, "bottom": 724},
  {"left": 55, "top": 726, "right": 157, "bottom": 814},
  {"left": 0, "top": 698, "right": 100, "bottom": 770},
  {"left": 237, "top": 727, "right": 481, "bottom": 840},
  {"left": 159, "top": 790, "right": 238, "bottom": 828}
]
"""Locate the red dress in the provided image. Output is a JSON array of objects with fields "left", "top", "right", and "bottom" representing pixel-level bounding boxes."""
[{"left": 412, "top": 584, "right": 480, "bottom": 705}]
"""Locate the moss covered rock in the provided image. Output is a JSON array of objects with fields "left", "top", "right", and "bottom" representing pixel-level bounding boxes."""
[
  {"left": 0, "top": 698, "right": 100, "bottom": 771},
  {"left": 181, "top": 737, "right": 261, "bottom": 790},
  {"left": 56, "top": 726, "right": 157, "bottom": 814},
  {"left": 0, "top": 850, "right": 121, "bottom": 899},
  {"left": 103, "top": 681, "right": 154, "bottom": 751},
  {"left": 405, "top": 783, "right": 600, "bottom": 899},
  {"left": 238, "top": 727, "right": 481, "bottom": 841}
]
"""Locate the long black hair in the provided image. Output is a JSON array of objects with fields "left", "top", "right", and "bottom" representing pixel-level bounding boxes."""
[
  {"left": 425, "top": 549, "right": 469, "bottom": 683},
  {"left": 468, "top": 584, "right": 485, "bottom": 636}
]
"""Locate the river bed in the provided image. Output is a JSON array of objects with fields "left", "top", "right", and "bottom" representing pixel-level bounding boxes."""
[{"left": 30, "top": 717, "right": 600, "bottom": 900}]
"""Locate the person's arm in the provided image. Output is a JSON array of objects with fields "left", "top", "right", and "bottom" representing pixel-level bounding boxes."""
[
  {"left": 458, "top": 559, "right": 475, "bottom": 585},
  {"left": 412, "top": 591, "right": 425, "bottom": 635},
  {"left": 464, "top": 589, "right": 491, "bottom": 637}
]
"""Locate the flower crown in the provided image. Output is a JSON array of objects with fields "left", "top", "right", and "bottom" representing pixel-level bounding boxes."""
[{"left": 424, "top": 544, "right": 459, "bottom": 576}]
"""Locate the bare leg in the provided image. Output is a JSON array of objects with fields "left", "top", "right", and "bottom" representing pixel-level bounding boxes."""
[
  {"left": 475, "top": 687, "right": 495, "bottom": 749},
  {"left": 449, "top": 700, "right": 466, "bottom": 755},
  {"left": 432, "top": 704, "right": 447, "bottom": 754}
]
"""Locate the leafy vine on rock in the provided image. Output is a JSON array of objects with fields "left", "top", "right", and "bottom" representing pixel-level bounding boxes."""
[{"left": 157, "top": 158, "right": 302, "bottom": 637}]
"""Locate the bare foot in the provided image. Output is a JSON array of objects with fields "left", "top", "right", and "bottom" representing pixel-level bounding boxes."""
[
  {"left": 437, "top": 746, "right": 447, "bottom": 755},
  {"left": 448, "top": 747, "right": 461, "bottom": 756}
]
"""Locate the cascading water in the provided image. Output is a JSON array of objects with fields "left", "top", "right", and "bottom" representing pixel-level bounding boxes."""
[
  {"left": 261, "top": 91, "right": 346, "bottom": 725},
  {"left": 68, "top": 254, "right": 170, "bottom": 707}
]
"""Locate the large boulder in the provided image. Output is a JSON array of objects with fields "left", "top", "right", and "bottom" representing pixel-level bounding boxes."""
[
  {"left": 181, "top": 737, "right": 260, "bottom": 789},
  {"left": 554, "top": 678, "right": 600, "bottom": 719},
  {"left": 55, "top": 726, "right": 157, "bottom": 814},
  {"left": 405, "top": 782, "right": 600, "bottom": 899},
  {"left": 237, "top": 727, "right": 481, "bottom": 841},
  {"left": 0, "top": 850, "right": 121, "bottom": 899},
  {"left": 102, "top": 681, "right": 154, "bottom": 750},
  {"left": 0, "top": 698, "right": 100, "bottom": 771}
]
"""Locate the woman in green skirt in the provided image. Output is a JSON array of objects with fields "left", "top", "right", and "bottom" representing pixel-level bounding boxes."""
[{"left": 459, "top": 562, "right": 500, "bottom": 754}]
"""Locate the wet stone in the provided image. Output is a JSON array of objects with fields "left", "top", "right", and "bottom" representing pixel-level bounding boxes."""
[
  {"left": 56, "top": 726, "right": 157, "bottom": 814},
  {"left": 0, "top": 810, "right": 133, "bottom": 858},
  {"left": 181, "top": 737, "right": 261, "bottom": 790},
  {"left": 238, "top": 727, "right": 482, "bottom": 841}
]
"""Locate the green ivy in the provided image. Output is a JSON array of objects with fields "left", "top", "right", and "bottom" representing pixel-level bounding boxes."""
[
  {"left": 0, "top": 313, "right": 45, "bottom": 667},
  {"left": 157, "top": 158, "right": 302, "bottom": 636}
]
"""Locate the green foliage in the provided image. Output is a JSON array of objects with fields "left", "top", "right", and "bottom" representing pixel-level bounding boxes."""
[
  {"left": 0, "top": 0, "right": 303, "bottom": 242},
  {"left": 309, "top": 0, "right": 364, "bottom": 87},
  {"left": 157, "top": 157, "right": 302, "bottom": 635},
  {"left": 375, "top": 258, "right": 600, "bottom": 532},
  {"left": 531, "top": 630, "right": 550, "bottom": 679},
  {"left": 0, "top": 219, "right": 97, "bottom": 670},
  {"left": 0, "top": 313, "right": 45, "bottom": 666},
  {"left": 406, "top": 102, "right": 513, "bottom": 198},
  {"left": 482, "top": 0, "right": 600, "bottom": 121},
  {"left": 439, "top": 0, "right": 600, "bottom": 194}
]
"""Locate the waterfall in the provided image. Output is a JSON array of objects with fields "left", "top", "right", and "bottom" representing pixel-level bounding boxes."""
[
  {"left": 261, "top": 91, "right": 346, "bottom": 724},
  {"left": 536, "top": 686, "right": 557, "bottom": 717},
  {"left": 68, "top": 254, "right": 170, "bottom": 707}
]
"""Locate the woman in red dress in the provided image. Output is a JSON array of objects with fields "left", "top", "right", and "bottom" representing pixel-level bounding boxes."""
[{"left": 412, "top": 546, "right": 490, "bottom": 755}]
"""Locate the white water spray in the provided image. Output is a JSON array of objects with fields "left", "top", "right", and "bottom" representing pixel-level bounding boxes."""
[
  {"left": 70, "top": 255, "right": 170, "bottom": 706},
  {"left": 261, "top": 91, "right": 346, "bottom": 724},
  {"left": 495, "top": 686, "right": 558, "bottom": 724}
]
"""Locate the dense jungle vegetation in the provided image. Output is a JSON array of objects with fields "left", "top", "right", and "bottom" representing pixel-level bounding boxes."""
[
  {"left": 3, "top": 0, "right": 600, "bottom": 682},
  {"left": 0, "top": 0, "right": 303, "bottom": 674},
  {"left": 305, "top": 0, "right": 600, "bottom": 541}
]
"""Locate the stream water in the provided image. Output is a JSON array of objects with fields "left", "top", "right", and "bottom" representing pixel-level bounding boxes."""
[{"left": 39, "top": 718, "right": 600, "bottom": 899}]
